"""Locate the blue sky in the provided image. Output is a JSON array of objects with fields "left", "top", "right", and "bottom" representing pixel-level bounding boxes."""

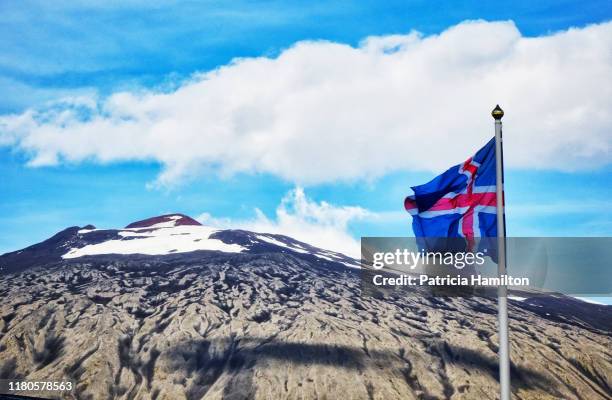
[{"left": 0, "top": 0, "right": 611, "bottom": 255}]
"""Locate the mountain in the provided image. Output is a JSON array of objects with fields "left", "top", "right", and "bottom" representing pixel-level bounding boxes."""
[
  {"left": 0, "top": 215, "right": 610, "bottom": 400},
  {"left": 0, "top": 213, "right": 359, "bottom": 275}
]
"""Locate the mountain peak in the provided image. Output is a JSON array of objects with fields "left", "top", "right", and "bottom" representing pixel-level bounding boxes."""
[
  {"left": 124, "top": 213, "right": 202, "bottom": 229},
  {"left": 1, "top": 213, "right": 360, "bottom": 272}
]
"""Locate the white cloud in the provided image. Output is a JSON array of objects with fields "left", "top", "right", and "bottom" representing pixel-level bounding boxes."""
[
  {"left": 197, "top": 187, "right": 369, "bottom": 257},
  {"left": 1, "top": 20, "right": 611, "bottom": 186}
]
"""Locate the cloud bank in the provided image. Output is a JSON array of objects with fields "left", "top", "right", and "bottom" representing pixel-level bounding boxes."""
[
  {"left": 1, "top": 20, "right": 611, "bottom": 185},
  {"left": 198, "top": 187, "right": 369, "bottom": 257}
]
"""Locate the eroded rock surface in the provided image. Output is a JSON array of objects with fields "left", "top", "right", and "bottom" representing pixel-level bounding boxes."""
[{"left": 0, "top": 251, "right": 610, "bottom": 400}]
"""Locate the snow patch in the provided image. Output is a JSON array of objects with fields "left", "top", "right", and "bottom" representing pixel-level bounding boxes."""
[
  {"left": 341, "top": 261, "right": 361, "bottom": 269},
  {"left": 256, "top": 235, "right": 289, "bottom": 248},
  {"left": 255, "top": 234, "right": 359, "bottom": 267},
  {"left": 145, "top": 215, "right": 185, "bottom": 229},
  {"left": 575, "top": 297, "right": 607, "bottom": 305},
  {"left": 63, "top": 225, "right": 244, "bottom": 258},
  {"left": 256, "top": 234, "right": 312, "bottom": 254}
]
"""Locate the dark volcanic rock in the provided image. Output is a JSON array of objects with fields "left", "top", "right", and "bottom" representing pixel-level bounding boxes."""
[
  {"left": 0, "top": 250, "right": 609, "bottom": 400},
  {"left": 0, "top": 226, "right": 80, "bottom": 273}
]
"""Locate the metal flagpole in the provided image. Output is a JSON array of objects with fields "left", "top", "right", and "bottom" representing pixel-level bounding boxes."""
[{"left": 492, "top": 104, "right": 511, "bottom": 400}]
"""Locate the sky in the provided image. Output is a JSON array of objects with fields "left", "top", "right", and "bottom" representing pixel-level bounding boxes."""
[{"left": 0, "top": 0, "right": 611, "bottom": 259}]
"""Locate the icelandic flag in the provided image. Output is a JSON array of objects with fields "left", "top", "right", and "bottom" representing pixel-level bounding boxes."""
[{"left": 404, "top": 138, "right": 497, "bottom": 251}]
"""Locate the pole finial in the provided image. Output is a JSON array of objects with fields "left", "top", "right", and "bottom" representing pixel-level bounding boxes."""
[{"left": 492, "top": 104, "right": 504, "bottom": 120}]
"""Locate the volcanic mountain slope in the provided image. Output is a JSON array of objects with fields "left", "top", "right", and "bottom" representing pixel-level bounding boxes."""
[{"left": 0, "top": 215, "right": 610, "bottom": 400}]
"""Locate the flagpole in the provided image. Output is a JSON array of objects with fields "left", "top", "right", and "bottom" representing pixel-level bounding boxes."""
[{"left": 492, "top": 104, "right": 511, "bottom": 400}]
